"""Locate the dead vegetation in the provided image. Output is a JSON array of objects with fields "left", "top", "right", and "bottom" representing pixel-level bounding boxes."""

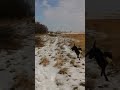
[
  {"left": 11, "top": 73, "right": 34, "bottom": 90},
  {"left": 54, "top": 54, "right": 64, "bottom": 68},
  {"left": 48, "top": 33, "right": 57, "bottom": 37},
  {"left": 70, "top": 60, "right": 75, "bottom": 66},
  {"left": 62, "top": 34, "right": 85, "bottom": 48},
  {"left": 39, "top": 57, "right": 49, "bottom": 67},
  {"left": 80, "top": 82, "right": 85, "bottom": 87},
  {"left": 73, "top": 86, "right": 78, "bottom": 90},
  {"left": 0, "top": 25, "right": 23, "bottom": 50},
  {"left": 35, "top": 22, "right": 48, "bottom": 34},
  {"left": 0, "top": 18, "right": 35, "bottom": 51},
  {"left": 35, "top": 37, "right": 44, "bottom": 47},
  {"left": 62, "top": 33, "right": 85, "bottom": 55},
  {"left": 54, "top": 59, "right": 64, "bottom": 68},
  {"left": 58, "top": 68, "right": 68, "bottom": 74}
]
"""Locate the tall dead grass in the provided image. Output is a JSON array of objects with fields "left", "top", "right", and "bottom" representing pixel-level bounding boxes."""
[
  {"left": 35, "top": 37, "right": 44, "bottom": 47},
  {"left": 11, "top": 73, "right": 34, "bottom": 90},
  {"left": 62, "top": 34, "right": 85, "bottom": 48},
  {"left": 54, "top": 54, "right": 64, "bottom": 68},
  {"left": 39, "top": 57, "right": 49, "bottom": 67},
  {"left": 0, "top": 25, "right": 23, "bottom": 50}
]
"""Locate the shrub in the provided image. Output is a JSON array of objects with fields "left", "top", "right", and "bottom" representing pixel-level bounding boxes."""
[
  {"left": 35, "top": 22, "right": 48, "bottom": 34},
  {"left": 35, "top": 37, "right": 44, "bottom": 47}
]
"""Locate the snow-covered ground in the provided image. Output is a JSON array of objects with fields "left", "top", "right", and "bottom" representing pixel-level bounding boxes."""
[
  {"left": 35, "top": 35, "right": 85, "bottom": 90},
  {"left": 0, "top": 21, "right": 34, "bottom": 89},
  {"left": 86, "top": 57, "right": 120, "bottom": 90}
]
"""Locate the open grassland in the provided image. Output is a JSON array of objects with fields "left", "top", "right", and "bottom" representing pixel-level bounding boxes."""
[{"left": 62, "top": 33, "right": 85, "bottom": 52}]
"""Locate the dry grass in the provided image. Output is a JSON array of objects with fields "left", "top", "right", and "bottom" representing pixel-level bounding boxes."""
[
  {"left": 62, "top": 33, "right": 85, "bottom": 53},
  {"left": 54, "top": 59, "right": 64, "bottom": 68},
  {"left": 35, "top": 37, "right": 44, "bottom": 47},
  {"left": 73, "top": 87, "right": 78, "bottom": 90},
  {"left": 0, "top": 25, "right": 23, "bottom": 50},
  {"left": 39, "top": 57, "right": 49, "bottom": 67},
  {"left": 80, "top": 82, "right": 85, "bottom": 87},
  {"left": 58, "top": 67, "right": 68, "bottom": 74},
  {"left": 0, "top": 18, "right": 34, "bottom": 50},
  {"left": 54, "top": 54, "right": 64, "bottom": 68},
  {"left": 70, "top": 60, "right": 75, "bottom": 65},
  {"left": 70, "top": 60, "right": 80, "bottom": 67},
  {"left": 11, "top": 73, "right": 34, "bottom": 90},
  {"left": 48, "top": 33, "right": 57, "bottom": 37}
]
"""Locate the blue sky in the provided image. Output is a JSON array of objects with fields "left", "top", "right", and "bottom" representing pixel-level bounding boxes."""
[
  {"left": 35, "top": 0, "right": 85, "bottom": 32},
  {"left": 35, "top": 0, "right": 59, "bottom": 22}
]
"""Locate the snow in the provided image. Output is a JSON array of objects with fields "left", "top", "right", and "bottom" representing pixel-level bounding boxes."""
[
  {"left": 35, "top": 35, "right": 85, "bottom": 90},
  {"left": 0, "top": 21, "right": 34, "bottom": 89}
]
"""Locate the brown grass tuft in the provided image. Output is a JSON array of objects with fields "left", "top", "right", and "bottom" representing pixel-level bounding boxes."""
[
  {"left": 35, "top": 37, "right": 44, "bottom": 47},
  {"left": 54, "top": 54, "right": 64, "bottom": 68},
  {"left": 70, "top": 60, "right": 75, "bottom": 65},
  {"left": 39, "top": 57, "right": 49, "bottom": 66},
  {"left": 54, "top": 59, "right": 63, "bottom": 68},
  {"left": 58, "top": 68, "right": 68, "bottom": 74},
  {"left": 62, "top": 34, "right": 85, "bottom": 48},
  {"left": 11, "top": 73, "right": 34, "bottom": 90}
]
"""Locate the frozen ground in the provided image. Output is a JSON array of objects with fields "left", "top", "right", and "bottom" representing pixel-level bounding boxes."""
[
  {"left": 0, "top": 21, "right": 34, "bottom": 89},
  {"left": 35, "top": 34, "right": 85, "bottom": 90}
]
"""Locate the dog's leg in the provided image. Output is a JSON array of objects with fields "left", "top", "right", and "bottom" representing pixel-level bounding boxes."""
[
  {"left": 103, "top": 68, "right": 109, "bottom": 81},
  {"left": 77, "top": 54, "right": 80, "bottom": 60}
]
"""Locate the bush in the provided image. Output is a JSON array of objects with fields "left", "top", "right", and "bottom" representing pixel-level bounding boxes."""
[
  {"left": 35, "top": 37, "right": 43, "bottom": 47},
  {"left": 35, "top": 22, "right": 48, "bottom": 34}
]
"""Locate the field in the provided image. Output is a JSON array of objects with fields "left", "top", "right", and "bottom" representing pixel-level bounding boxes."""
[
  {"left": 0, "top": 19, "right": 34, "bottom": 89},
  {"left": 35, "top": 33, "right": 85, "bottom": 90},
  {"left": 62, "top": 33, "right": 85, "bottom": 51}
]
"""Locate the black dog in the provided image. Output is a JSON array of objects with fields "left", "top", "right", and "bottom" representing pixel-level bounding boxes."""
[
  {"left": 71, "top": 44, "right": 82, "bottom": 60},
  {"left": 85, "top": 41, "right": 112, "bottom": 81}
]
